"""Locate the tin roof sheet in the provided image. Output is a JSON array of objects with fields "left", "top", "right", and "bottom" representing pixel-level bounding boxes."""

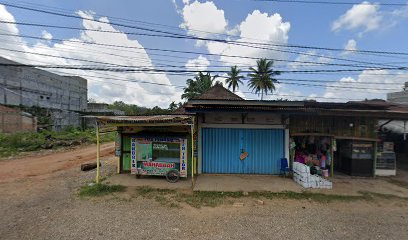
[{"left": 96, "top": 115, "right": 193, "bottom": 124}]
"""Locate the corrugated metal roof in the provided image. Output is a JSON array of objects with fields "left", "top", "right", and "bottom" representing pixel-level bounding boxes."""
[
  {"left": 193, "top": 85, "right": 243, "bottom": 100},
  {"left": 184, "top": 100, "right": 408, "bottom": 119},
  {"left": 96, "top": 115, "right": 193, "bottom": 124}
]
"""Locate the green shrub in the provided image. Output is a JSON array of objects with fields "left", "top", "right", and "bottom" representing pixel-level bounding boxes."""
[
  {"left": 79, "top": 183, "right": 126, "bottom": 197},
  {"left": 0, "top": 128, "right": 115, "bottom": 158}
]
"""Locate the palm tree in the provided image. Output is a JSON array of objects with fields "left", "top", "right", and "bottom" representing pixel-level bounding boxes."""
[
  {"left": 226, "top": 66, "right": 244, "bottom": 92},
  {"left": 247, "top": 58, "right": 280, "bottom": 100},
  {"left": 181, "top": 72, "right": 221, "bottom": 100}
]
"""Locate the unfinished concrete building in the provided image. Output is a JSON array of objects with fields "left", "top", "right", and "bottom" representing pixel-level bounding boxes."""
[
  {"left": 0, "top": 56, "right": 87, "bottom": 130},
  {"left": 387, "top": 82, "right": 408, "bottom": 104}
]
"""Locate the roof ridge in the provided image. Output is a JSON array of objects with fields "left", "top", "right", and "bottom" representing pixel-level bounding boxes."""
[{"left": 194, "top": 85, "right": 243, "bottom": 100}]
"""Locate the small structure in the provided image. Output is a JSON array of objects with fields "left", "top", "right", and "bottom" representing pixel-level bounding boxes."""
[
  {"left": 84, "top": 103, "right": 125, "bottom": 128},
  {"left": 95, "top": 115, "right": 194, "bottom": 184},
  {"left": 86, "top": 103, "right": 125, "bottom": 116}
]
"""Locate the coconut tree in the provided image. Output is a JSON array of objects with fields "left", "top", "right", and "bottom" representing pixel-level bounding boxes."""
[
  {"left": 247, "top": 58, "right": 280, "bottom": 100},
  {"left": 226, "top": 66, "right": 244, "bottom": 92},
  {"left": 181, "top": 72, "right": 221, "bottom": 100}
]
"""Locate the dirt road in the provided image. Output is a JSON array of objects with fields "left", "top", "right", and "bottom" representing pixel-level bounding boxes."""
[
  {"left": 0, "top": 144, "right": 407, "bottom": 240},
  {"left": 0, "top": 143, "right": 114, "bottom": 183}
]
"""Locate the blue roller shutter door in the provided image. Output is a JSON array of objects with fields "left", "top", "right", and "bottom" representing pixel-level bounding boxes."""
[{"left": 202, "top": 128, "right": 284, "bottom": 174}]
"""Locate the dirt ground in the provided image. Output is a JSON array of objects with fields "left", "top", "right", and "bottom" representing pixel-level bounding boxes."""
[{"left": 0, "top": 145, "right": 407, "bottom": 240}]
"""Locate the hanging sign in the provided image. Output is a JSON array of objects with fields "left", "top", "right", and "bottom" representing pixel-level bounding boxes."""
[
  {"left": 131, "top": 138, "right": 137, "bottom": 174},
  {"left": 180, "top": 138, "right": 187, "bottom": 177},
  {"left": 115, "top": 132, "right": 121, "bottom": 156}
]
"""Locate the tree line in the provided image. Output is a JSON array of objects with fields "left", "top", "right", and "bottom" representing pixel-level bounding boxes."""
[{"left": 182, "top": 58, "right": 280, "bottom": 100}]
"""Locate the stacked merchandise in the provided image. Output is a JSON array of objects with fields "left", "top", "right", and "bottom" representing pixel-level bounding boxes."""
[{"left": 293, "top": 162, "right": 332, "bottom": 189}]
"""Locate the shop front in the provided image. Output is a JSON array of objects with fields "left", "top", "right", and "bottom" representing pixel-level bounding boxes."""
[
  {"left": 290, "top": 115, "right": 379, "bottom": 177},
  {"left": 201, "top": 126, "right": 285, "bottom": 174},
  {"left": 95, "top": 115, "right": 194, "bottom": 183},
  {"left": 122, "top": 134, "right": 189, "bottom": 182},
  {"left": 195, "top": 110, "right": 289, "bottom": 175},
  {"left": 334, "top": 140, "right": 376, "bottom": 177},
  {"left": 290, "top": 134, "right": 335, "bottom": 177}
]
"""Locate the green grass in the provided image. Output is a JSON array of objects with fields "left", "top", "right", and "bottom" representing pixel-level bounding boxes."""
[
  {"left": 135, "top": 186, "right": 180, "bottom": 207},
  {"left": 178, "top": 191, "right": 244, "bottom": 208},
  {"left": 132, "top": 187, "right": 408, "bottom": 208},
  {"left": 249, "top": 191, "right": 372, "bottom": 202},
  {"left": 359, "top": 191, "right": 408, "bottom": 200},
  {"left": 79, "top": 183, "right": 126, "bottom": 197},
  {"left": 0, "top": 128, "right": 115, "bottom": 158}
]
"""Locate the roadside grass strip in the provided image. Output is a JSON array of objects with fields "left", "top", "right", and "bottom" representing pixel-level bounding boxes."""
[
  {"left": 79, "top": 183, "right": 126, "bottom": 197},
  {"left": 132, "top": 187, "right": 408, "bottom": 208}
]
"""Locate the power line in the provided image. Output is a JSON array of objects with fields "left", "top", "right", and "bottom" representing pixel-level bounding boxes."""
[
  {"left": 2, "top": 20, "right": 408, "bottom": 58},
  {"left": 0, "top": 32, "right": 401, "bottom": 70},
  {"left": 241, "top": 91, "right": 364, "bottom": 100},
  {"left": 2, "top": 37, "right": 407, "bottom": 79},
  {"left": 276, "top": 77, "right": 406, "bottom": 85},
  {"left": 0, "top": 85, "right": 85, "bottom": 116},
  {"left": 255, "top": 0, "right": 408, "bottom": 6},
  {"left": 2, "top": 54, "right": 395, "bottom": 101},
  {"left": 1, "top": 2, "right": 406, "bottom": 69},
  {"left": 3, "top": 37, "right": 407, "bottom": 75},
  {"left": 1, "top": 60, "right": 406, "bottom": 91},
  {"left": 0, "top": 62, "right": 406, "bottom": 74},
  {"left": 276, "top": 81, "right": 400, "bottom": 91},
  {"left": 5, "top": 53, "right": 405, "bottom": 94}
]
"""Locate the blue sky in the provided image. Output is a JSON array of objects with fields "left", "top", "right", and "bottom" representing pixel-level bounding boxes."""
[{"left": 0, "top": 0, "right": 408, "bottom": 107}]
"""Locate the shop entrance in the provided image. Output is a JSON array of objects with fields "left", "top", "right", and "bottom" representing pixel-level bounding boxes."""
[
  {"left": 291, "top": 134, "right": 334, "bottom": 177},
  {"left": 334, "top": 140, "right": 375, "bottom": 177},
  {"left": 202, "top": 128, "right": 284, "bottom": 174}
]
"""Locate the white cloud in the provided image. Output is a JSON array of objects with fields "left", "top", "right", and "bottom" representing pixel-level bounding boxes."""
[
  {"left": 288, "top": 50, "right": 332, "bottom": 69},
  {"left": 206, "top": 10, "right": 290, "bottom": 66},
  {"left": 0, "top": 5, "right": 181, "bottom": 107},
  {"left": 182, "top": 0, "right": 190, "bottom": 5},
  {"left": 341, "top": 39, "right": 357, "bottom": 56},
  {"left": 332, "top": 2, "right": 408, "bottom": 34},
  {"left": 41, "top": 30, "right": 53, "bottom": 41},
  {"left": 332, "top": 2, "right": 382, "bottom": 33},
  {"left": 185, "top": 55, "right": 210, "bottom": 71},
  {"left": 0, "top": 4, "right": 26, "bottom": 56},
  {"left": 392, "top": 4, "right": 408, "bottom": 18},
  {"left": 322, "top": 70, "right": 407, "bottom": 101},
  {"left": 180, "top": 1, "right": 228, "bottom": 37},
  {"left": 344, "top": 39, "right": 357, "bottom": 52}
]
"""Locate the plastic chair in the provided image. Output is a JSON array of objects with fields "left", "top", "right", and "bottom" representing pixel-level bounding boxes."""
[{"left": 280, "top": 158, "right": 291, "bottom": 177}]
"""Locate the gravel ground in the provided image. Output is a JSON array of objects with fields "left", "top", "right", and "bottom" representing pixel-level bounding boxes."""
[{"left": 0, "top": 156, "right": 407, "bottom": 240}]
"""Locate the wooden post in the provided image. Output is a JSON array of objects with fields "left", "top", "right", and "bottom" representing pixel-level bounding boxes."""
[
  {"left": 96, "top": 121, "right": 101, "bottom": 183},
  {"left": 331, "top": 138, "right": 335, "bottom": 178},
  {"left": 373, "top": 141, "right": 378, "bottom": 177},
  {"left": 191, "top": 120, "right": 195, "bottom": 187}
]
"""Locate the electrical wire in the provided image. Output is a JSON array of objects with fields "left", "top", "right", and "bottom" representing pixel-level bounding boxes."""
[
  {"left": 2, "top": 20, "right": 408, "bottom": 58},
  {"left": 254, "top": 0, "right": 408, "bottom": 7},
  {"left": 1, "top": 32, "right": 395, "bottom": 69},
  {"left": 0, "top": 59, "right": 404, "bottom": 93},
  {"left": 1, "top": 2, "right": 407, "bottom": 69}
]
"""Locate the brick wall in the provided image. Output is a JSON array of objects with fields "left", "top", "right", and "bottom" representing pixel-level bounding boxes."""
[{"left": 0, "top": 105, "right": 37, "bottom": 133}]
